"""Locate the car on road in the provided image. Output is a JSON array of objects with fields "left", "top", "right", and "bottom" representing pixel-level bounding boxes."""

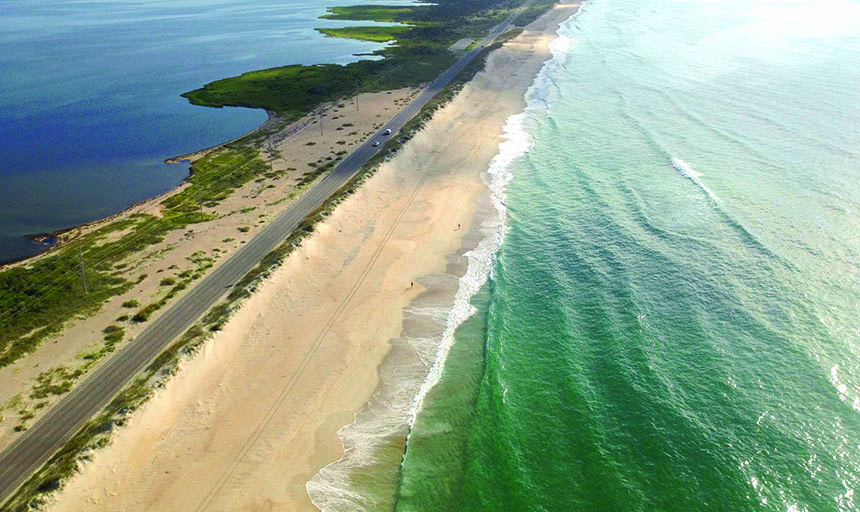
[
  {"left": 372, "top": 141, "right": 380, "bottom": 147},
  {"left": 383, "top": 129, "right": 392, "bottom": 135}
]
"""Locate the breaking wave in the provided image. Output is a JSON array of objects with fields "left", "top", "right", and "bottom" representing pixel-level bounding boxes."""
[
  {"left": 671, "top": 156, "right": 720, "bottom": 202},
  {"left": 307, "top": 8, "right": 581, "bottom": 511}
]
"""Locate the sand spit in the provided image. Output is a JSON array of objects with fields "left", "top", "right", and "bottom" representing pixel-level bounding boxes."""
[{"left": 46, "top": 3, "right": 581, "bottom": 511}]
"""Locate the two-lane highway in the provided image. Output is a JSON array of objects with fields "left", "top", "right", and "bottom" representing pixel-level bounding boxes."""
[{"left": 0, "top": 1, "right": 533, "bottom": 505}]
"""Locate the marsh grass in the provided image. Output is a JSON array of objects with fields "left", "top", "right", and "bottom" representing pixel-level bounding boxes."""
[{"left": 0, "top": 148, "right": 270, "bottom": 368}]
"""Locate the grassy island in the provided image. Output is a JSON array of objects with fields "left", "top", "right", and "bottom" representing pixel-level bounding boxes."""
[
  {"left": 316, "top": 25, "right": 413, "bottom": 42},
  {"left": 181, "top": 0, "right": 554, "bottom": 119}
]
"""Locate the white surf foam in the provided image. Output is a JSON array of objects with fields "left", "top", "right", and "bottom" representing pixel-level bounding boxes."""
[
  {"left": 406, "top": 3, "right": 582, "bottom": 432},
  {"left": 307, "top": 8, "right": 583, "bottom": 511},
  {"left": 671, "top": 157, "right": 720, "bottom": 202}
]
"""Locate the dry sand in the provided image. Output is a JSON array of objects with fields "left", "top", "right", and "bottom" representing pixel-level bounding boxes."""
[
  {"left": 46, "top": 3, "right": 580, "bottom": 511},
  {"left": 0, "top": 88, "right": 418, "bottom": 447}
]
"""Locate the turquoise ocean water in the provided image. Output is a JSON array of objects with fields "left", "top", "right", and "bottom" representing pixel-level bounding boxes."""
[{"left": 390, "top": 0, "right": 860, "bottom": 510}]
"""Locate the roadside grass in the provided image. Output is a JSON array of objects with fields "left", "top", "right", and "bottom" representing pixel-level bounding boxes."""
[
  {"left": 12, "top": 250, "right": 216, "bottom": 429},
  {"left": 131, "top": 252, "right": 214, "bottom": 324}
]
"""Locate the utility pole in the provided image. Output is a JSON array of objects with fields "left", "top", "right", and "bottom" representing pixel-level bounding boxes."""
[
  {"left": 319, "top": 110, "right": 323, "bottom": 136},
  {"left": 78, "top": 245, "right": 88, "bottom": 295},
  {"left": 196, "top": 179, "right": 203, "bottom": 214},
  {"left": 387, "top": 61, "right": 392, "bottom": 89},
  {"left": 355, "top": 78, "right": 360, "bottom": 111}
]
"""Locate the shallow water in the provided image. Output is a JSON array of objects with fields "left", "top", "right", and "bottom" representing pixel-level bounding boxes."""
[
  {"left": 395, "top": 0, "right": 860, "bottom": 510},
  {"left": 0, "top": 0, "right": 395, "bottom": 261}
]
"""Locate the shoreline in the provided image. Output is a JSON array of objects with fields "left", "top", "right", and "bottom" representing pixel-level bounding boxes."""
[
  {"left": 163, "top": 109, "right": 288, "bottom": 164},
  {"left": 308, "top": 3, "right": 581, "bottom": 507},
  {"left": 2, "top": 107, "right": 304, "bottom": 270},
  {"left": 43, "top": 3, "right": 581, "bottom": 510}
]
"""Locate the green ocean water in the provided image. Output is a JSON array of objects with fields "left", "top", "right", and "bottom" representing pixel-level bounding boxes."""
[{"left": 396, "top": 0, "right": 860, "bottom": 510}]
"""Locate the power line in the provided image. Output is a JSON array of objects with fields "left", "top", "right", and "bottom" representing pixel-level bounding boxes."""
[{"left": 78, "top": 246, "right": 88, "bottom": 295}]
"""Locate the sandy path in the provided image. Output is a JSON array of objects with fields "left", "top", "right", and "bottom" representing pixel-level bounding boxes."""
[{"left": 47, "top": 4, "right": 580, "bottom": 511}]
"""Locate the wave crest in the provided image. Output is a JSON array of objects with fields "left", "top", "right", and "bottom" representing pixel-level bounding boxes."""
[
  {"left": 671, "top": 157, "right": 720, "bottom": 202},
  {"left": 307, "top": 8, "right": 581, "bottom": 511}
]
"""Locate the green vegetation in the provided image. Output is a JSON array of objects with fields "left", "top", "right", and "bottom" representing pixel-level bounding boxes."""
[
  {"left": 16, "top": 323, "right": 127, "bottom": 431},
  {"left": 181, "top": 0, "right": 553, "bottom": 120},
  {"left": 102, "top": 325, "right": 124, "bottom": 345},
  {"left": 316, "top": 25, "right": 412, "bottom": 42},
  {"left": 120, "top": 299, "right": 139, "bottom": 308},
  {"left": 0, "top": 147, "right": 272, "bottom": 369},
  {"left": 321, "top": 5, "right": 416, "bottom": 22},
  {"left": 130, "top": 253, "right": 214, "bottom": 324},
  {"left": 3, "top": 37, "right": 516, "bottom": 507}
]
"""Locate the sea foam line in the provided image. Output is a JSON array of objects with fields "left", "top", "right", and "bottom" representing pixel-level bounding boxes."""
[
  {"left": 406, "top": 7, "right": 580, "bottom": 430},
  {"left": 307, "top": 8, "right": 583, "bottom": 511},
  {"left": 404, "top": 0, "right": 581, "bottom": 443},
  {"left": 671, "top": 156, "right": 720, "bottom": 202}
]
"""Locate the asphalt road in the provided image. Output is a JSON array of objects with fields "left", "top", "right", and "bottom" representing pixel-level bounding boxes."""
[{"left": 0, "top": 2, "right": 532, "bottom": 506}]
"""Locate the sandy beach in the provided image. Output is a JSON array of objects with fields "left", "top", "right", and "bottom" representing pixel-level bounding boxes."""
[{"left": 45, "top": 3, "right": 580, "bottom": 510}]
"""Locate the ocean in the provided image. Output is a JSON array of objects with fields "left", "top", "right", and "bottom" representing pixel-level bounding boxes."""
[
  {"left": 0, "top": 0, "right": 397, "bottom": 262},
  {"left": 313, "top": 0, "right": 860, "bottom": 509}
]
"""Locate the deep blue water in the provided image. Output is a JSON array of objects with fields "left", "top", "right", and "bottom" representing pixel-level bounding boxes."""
[{"left": 0, "top": 0, "right": 395, "bottom": 261}]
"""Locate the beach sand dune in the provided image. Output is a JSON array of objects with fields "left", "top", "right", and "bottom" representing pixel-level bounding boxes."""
[{"left": 46, "top": 3, "right": 580, "bottom": 511}]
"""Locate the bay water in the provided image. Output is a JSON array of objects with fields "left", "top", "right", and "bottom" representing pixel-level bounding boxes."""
[{"left": 0, "top": 0, "right": 395, "bottom": 262}]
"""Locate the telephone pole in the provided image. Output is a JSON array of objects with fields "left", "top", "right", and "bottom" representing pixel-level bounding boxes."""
[
  {"left": 78, "top": 245, "right": 88, "bottom": 295},
  {"left": 387, "top": 61, "right": 392, "bottom": 89},
  {"left": 196, "top": 180, "right": 203, "bottom": 214},
  {"left": 355, "top": 78, "right": 360, "bottom": 111}
]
